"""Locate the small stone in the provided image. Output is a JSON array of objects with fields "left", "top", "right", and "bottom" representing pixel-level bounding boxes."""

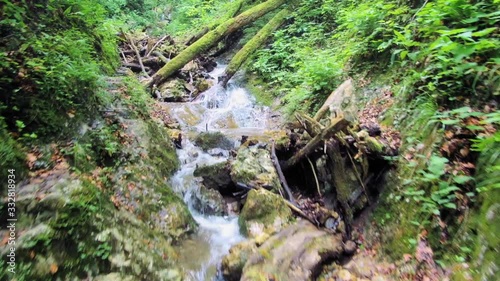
[
  {"left": 337, "top": 269, "right": 352, "bottom": 281},
  {"left": 344, "top": 240, "right": 357, "bottom": 255}
]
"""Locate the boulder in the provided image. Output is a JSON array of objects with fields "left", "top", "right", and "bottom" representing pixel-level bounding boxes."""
[
  {"left": 195, "top": 78, "right": 213, "bottom": 92},
  {"left": 238, "top": 188, "right": 292, "bottom": 238},
  {"left": 192, "top": 185, "right": 226, "bottom": 215},
  {"left": 221, "top": 240, "right": 259, "bottom": 281},
  {"left": 158, "top": 79, "right": 188, "bottom": 102},
  {"left": 230, "top": 145, "right": 281, "bottom": 191},
  {"left": 241, "top": 220, "right": 345, "bottom": 281},
  {"left": 194, "top": 131, "right": 234, "bottom": 151},
  {"left": 193, "top": 161, "right": 232, "bottom": 192}
]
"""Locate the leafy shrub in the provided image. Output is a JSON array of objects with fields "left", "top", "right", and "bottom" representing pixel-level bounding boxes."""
[{"left": 0, "top": 0, "right": 119, "bottom": 138}]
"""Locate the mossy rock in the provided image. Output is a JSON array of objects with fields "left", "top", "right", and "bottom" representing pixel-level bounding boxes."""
[
  {"left": 230, "top": 145, "right": 281, "bottom": 191},
  {"left": 221, "top": 240, "right": 259, "bottom": 281},
  {"left": 240, "top": 220, "right": 344, "bottom": 281},
  {"left": 193, "top": 185, "right": 226, "bottom": 215},
  {"left": 159, "top": 79, "right": 188, "bottom": 102},
  {"left": 195, "top": 78, "right": 213, "bottom": 92},
  {"left": 238, "top": 189, "right": 292, "bottom": 238},
  {"left": 193, "top": 161, "right": 232, "bottom": 192},
  {"left": 194, "top": 131, "right": 234, "bottom": 151}
]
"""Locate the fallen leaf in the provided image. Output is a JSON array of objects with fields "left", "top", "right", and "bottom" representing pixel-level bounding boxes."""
[{"left": 50, "top": 263, "right": 58, "bottom": 274}]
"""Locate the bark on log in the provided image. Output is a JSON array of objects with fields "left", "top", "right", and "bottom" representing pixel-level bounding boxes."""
[
  {"left": 148, "top": 0, "right": 287, "bottom": 87},
  {"left": 220, "top": 8, "right": 289, "bottom": 87},
  {"left": 313, "top": 79, "right": 353, "bottom": 121},
  {"left": 283, "top": 117, "right": 349, "bottom": 171}
]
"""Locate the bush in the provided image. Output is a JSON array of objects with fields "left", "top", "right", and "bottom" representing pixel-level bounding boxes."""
[{"left": 0, "top": 0, "right": 119, "bottom": 138}]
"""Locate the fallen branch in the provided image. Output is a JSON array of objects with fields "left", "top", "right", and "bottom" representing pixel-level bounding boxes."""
[
  {"left": 146, "top": 35, "right": 169, "bottom": 57},
  {"left": 271, "top": 140, "right": 295, "bottom": 204},
  {"left": 295, "top": 111, "right": 324, "bottom": 137},
  {"left": 306, "top": 156, "right": 321, "bottom": 197},
  {"left": 283, "top": 117, "right": 349, "bottom": 170},
  {"left": 125, "top": 33, "right": 149, "bottom": 77}
]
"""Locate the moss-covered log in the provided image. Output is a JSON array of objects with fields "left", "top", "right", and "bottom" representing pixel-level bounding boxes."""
[
  {"left": 220, "top": 8, "right": 289, "bottom": 87},
  {"left": 149, "top": 0, "right": 287, "bottom": 87}
]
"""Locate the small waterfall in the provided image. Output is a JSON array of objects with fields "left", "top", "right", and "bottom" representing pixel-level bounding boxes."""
[{"left": 166, "top": 63, "right": 275, "bottom": 280}]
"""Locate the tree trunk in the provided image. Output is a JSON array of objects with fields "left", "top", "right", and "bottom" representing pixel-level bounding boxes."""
[
  {"left": 220, "top": 8, "right": 289, "bottom": 87},
  {"left": 148, "top": 0, "right": 287, "bottom": 87}
]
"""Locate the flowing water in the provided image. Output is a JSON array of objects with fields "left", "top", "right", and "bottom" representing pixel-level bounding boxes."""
[{"left": 165, "top": 64, "right": 279, "bottom": 280}]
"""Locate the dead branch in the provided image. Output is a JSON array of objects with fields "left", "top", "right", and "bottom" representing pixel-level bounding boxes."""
[
  {"left": 283, "top": 117, "right": 349, "bottom": 170},
  {"left": 271, "top": 140, "right": 295, "bottom": 204}
]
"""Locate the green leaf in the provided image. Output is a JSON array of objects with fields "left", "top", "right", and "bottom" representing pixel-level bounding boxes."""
[
  {"left": 454, "top": 175, "right": 474, "bottom": 184},
  {"left": 444, "top": 202, "right": 456, "bottom": 209},
  {"left": 472, "top": 27, "right": 497, "bottom": 37}
]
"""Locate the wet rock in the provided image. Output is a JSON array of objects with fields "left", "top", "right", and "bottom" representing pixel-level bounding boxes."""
[
  {"left": 230, "top": 145, "right": 281, "bottom": 191},
  {"left": 193, "top": 161, "right": 232, "bottom": 192},
  {"left": 238, "top": 188, "right": 292, "bottom": 238},
  {"left": 241, "top": 220, "right": 344, "bottom": 281},
  {"left": 221, "top": 240, "right": 259, "bottom": 281},
  {"left": 195, "top": 78, "right": 213, "bottom": 92},
  {"left": 194, "top": 131, "right": 234, "bottom": 151},
  {"left": 158, "top": 79, "right": 188, "bottom": 102},
  {"left": 207, "top": 147, "right": 230, "bottom": 157},
  {"left": 193, "top": 185, "right": 226, "bottom": 215}
]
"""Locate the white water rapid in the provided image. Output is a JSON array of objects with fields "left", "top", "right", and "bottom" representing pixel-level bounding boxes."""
[{"left": 165, "top": 63, "right": 278, "bottom": 280}]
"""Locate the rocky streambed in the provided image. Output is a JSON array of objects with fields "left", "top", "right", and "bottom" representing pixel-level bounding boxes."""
[{"left": 160, "top": 59, "right": 400, "bottom": 281}]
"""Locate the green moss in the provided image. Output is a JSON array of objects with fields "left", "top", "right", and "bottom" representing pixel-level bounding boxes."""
[
  {"left": 245, "top": 74, "right": 276, "bottom": 106},
  {"left": 238, "top": 189, "right": 292, "bottom": 236},
  {"left": 194, "top": 131, "right": 234, "bottom": 151}
]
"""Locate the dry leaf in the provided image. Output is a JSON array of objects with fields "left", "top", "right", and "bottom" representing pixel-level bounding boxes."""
[{"left": 50, "top": 263, "right": 58, "bottom": 274}]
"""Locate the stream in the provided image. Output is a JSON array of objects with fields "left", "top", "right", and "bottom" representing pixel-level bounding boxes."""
[{"left": 164, "top": 63, "right": 278, "bottom": 280}]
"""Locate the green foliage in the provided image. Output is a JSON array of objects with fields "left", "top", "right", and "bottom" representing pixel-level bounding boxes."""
[
  {"left": 0, "top": 0, "right": 119, "bottom": 139},
  {"left": 389, "top": 0, "right": 499, "bottom": 104},
  {"left": 0, "top": 118, "right": 27, "bottom": 189},
  {"left": 403, "top": 154, "right": 462, "bottom": 216}
]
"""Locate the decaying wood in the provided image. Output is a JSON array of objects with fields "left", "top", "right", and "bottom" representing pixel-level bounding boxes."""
[
  {"left": 148, "top": 0, "right": 287, "bottom": 87},
  {"left": 295, "top": 112, "right": 324, "bottom": 138},
  {"left": 271, "top": 140, "right": 295, "bottom": 204},
  {"left": 125, "top": 33, "right": 149, "bottom": 77},
  {"left": 346, "top": 150, "right": 370, "bottom": 204},
  {"left": 221, "top": 8, "right": 289, "bottom": 87},
  {"left": 306, "top": 156, "right": 321, "bottom": 197},
  {"left": 123, "top": 63, "right": 151, "bottom": 73},
  {"left": 283, "top": 117, "right": 349, "bottom": 171},
  {"left": 146, "top": 35, "right": 169, "bottom": 57},
  {"left": 283, "top": 199, "right": 316, "bottom": 225},
  {"left": 325, "top": 140, "right": 352, "bottom": 238},
  {"left": 313, "top": 79, "right": 353, "bottom": 121},
  {"left": 152, "top": 51, "right": 169, "bottom": 64}
]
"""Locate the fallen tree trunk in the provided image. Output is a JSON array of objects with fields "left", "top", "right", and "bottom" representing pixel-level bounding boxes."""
[
  {"left": 220, "top": 8, "right": 289, "bottom": 87},
  {"left": 283, "top": 117, "right": 349, "bottom": 170},
  {"left": 148, "top": 0, "right": 287, "bottom": 87}
]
